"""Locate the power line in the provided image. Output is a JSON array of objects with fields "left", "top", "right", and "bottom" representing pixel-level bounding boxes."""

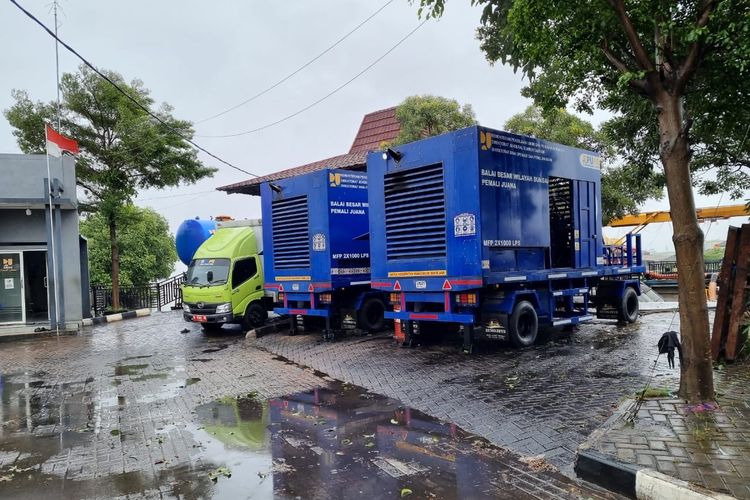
[
  {"left": 137, "top": 189, "right": 219, "bottom": 202},
  {"left": 9, "top": 0, "right": 260, "bottom": 178},
  {"left": 196, "top": 0, "right": 395, "bottom": 124},
  {"left": 197, "top": 19, "right": 428, "bottom": 139}
]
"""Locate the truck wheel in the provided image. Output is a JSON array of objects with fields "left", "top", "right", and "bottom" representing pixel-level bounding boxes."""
[
  {"left": 201, "top": 323, "right": 223, "bottom": 334},
  {"left": 618, "top": 287, "right": 639, "bottom": 323},
  {"left": 243, "top": 302, "right": 267, "bottom": 331},
  {"left": 509, "top": 301, "right": 538, "bottom": 348},
  {"left": 358, "top": 297, "right": 386, "bottom": 332}
]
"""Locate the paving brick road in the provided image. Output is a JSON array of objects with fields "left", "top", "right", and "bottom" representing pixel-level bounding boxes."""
[
  {"left": 584, "top": 359, "right": 750, "bottom": 498},
  {"left": 0, "top": 312, "right": 617, "bottom": 499},
  {"left": 253, "top": 311, "right": 687, "bottom": 474}
]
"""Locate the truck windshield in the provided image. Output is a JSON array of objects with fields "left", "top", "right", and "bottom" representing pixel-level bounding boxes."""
[{"left": 186, "top": 258, "right": 230, "bottom": 286}]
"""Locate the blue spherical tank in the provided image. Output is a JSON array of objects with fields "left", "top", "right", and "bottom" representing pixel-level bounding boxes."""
[{"left": 175, "top": 218, "right": 216, "bottom": 266}]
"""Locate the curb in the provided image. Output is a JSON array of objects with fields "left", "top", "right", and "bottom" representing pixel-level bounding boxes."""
[
  {"left": 246, "top": 317, "right": 292, "bottom": 338},
  {"left": 636, "top": 469, "right": 735, "bottom": 500},
  {"left": 576, "top": 452, "right": 735, "bottom": 499},
  {"left": 82, "top": 308, "right": 151, "bottom": 326},
  {"left": 575, "top": 450, "right": 639, "bottom": 498}
]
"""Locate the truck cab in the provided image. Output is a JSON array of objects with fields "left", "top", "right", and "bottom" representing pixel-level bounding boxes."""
[{"left": 181, "top": 220, "right": 271, "bottom": 332}]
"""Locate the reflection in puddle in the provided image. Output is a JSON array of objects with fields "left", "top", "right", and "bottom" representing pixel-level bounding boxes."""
[
  {"left": 1, "top": 373, "right": 588, "bottom": 499},
  {"left": 186, "top": 384, "right": 584, "bottom": 499}
]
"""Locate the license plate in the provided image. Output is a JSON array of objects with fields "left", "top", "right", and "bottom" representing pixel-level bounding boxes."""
[{"left": 193, "top": 315, "right": 207, "bottom": 322}]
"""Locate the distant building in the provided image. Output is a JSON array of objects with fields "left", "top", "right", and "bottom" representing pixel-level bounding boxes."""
[
  {"left": 218, "top": 107, "right": 400, "bottom": 196},
  {"left": 0, "top": 154, "right": 90, "bottom": 335}
]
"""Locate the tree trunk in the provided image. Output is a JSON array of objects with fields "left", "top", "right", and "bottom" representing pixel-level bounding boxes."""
[
  {"left": 109, "top": 217, "right": 121, "bottom": 311},
  {"left": 655, "top": 93, "right": 714, "bottom": 402}
]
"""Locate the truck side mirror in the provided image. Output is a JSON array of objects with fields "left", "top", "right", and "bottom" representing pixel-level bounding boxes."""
[{"left": 207, "top": 271, "right": 214, "bottom": 283}]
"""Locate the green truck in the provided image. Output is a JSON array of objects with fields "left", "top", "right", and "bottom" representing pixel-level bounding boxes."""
[{"left": 181, "top": 220, "right": 272, "bottom": 332}]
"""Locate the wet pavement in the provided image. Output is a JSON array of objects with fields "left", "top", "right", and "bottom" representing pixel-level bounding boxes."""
[
  {"left": 253, "top": 312, "right": 691, "bottom": 474},
  {"left": 0, "top": 313, "right": 617, "bottom": 499}
]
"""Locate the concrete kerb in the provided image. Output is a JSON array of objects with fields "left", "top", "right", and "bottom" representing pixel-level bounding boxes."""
[
  {"left": 82, "top": 308, "right": 151, "bottom": 326},
  {"left": 575, "top": 398, "right": 734, "bottom": 500}
]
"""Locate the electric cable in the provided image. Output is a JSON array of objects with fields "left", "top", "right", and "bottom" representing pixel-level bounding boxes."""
[
  {"left": 9, "top": 0, "right": 260, "bottom": 178},
  {"left": 196, "top": 19, "right": 428, "bottom": 139},
  {"left": 137, "top": 189, "right": 218, "bottom": 202},
  {"left": 195, "top": 0, "right": 395, "bottom": 124}
]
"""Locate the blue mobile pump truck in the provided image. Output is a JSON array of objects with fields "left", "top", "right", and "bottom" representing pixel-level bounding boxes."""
[
  {"left": 261, "top": 168, "right": 388, "bottom": 340},
  {"left": 367, "top": 126, "right": 645, "bottom": 352}
]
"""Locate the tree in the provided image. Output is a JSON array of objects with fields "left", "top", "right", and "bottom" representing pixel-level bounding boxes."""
[
  {"left": 5, "top": 65, "right": 215, "bottom": 310},
  {"left": 504, "top": 105, "right": 663, "bottom": 224},
  {"left": 81, "top": 206, "right": 177, "bottom": 287},
  {"left": 415, "top": 0, "right": 750, "bottom": 401},
  {"left": 391, "top": 95, "right": 477, "bottom": 145}
]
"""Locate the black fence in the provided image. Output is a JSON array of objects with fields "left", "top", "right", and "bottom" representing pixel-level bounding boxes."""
[
  {"left": 90, "top": 273, "right": 186, "bottom": 317},
  {"left": 645, "top": 259, "right": 723, "bottom": 276}
]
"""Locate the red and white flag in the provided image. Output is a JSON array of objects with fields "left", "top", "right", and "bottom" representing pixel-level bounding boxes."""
[{"left": 45, "top": 124, "right": 79, "bottom": 157}]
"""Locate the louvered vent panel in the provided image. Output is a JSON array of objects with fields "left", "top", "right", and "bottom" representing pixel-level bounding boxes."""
[
  {"left": 384, "top": 163, "right": 446, "bottom": 260},
  {"left": 272, "top": 195, "right": 310, "bottom": 269}
]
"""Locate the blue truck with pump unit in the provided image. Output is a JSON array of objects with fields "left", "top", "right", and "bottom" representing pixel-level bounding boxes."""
[
  {"left": 261, "top": 168, "right": 388, "bottom": 339},
  {"left": 367, "top": 126, "right": 645, "bottom": 352}
]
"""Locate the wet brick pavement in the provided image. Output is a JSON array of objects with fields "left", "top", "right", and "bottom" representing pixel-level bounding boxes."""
[
  {"left": 252, "top": 311, "right": 687, "bottom": 474},
  {"left": 0, "top": 312, "right": 616, "bottom": 499},
  {"left": 586, "top": 360, "right": 750, "bottom": 498}
]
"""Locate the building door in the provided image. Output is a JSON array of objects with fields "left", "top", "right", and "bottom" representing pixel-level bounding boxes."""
[
  {"left": 0, "top": 252, "right": 25, "bottom": 324},
  {"left": 23, "top": 251, "right": 49, "bottom": 323}
]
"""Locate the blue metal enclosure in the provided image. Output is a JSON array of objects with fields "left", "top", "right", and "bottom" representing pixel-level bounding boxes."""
[
  {"left": 175, "top": 218, "right": 216, "bottom": 266},
  {"left": 261, "top": 168, "right": 387, "bottom": 338},
  {"left": 367, "top": 126, "right": 644, "bottom": 349}
]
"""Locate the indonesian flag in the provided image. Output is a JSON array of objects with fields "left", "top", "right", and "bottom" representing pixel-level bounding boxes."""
[{"left": 45, "top": 124, "right": 79, "bottom": 157}]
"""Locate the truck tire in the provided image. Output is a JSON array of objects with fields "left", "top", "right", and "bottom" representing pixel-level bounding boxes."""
[
  {"left": 243, "top": 302, "right": 267, "bottom": 331},
  {"left": 618, "top": 287, "right": 639, "bottom": 323},
  {"left": 509, "top": 300, "right": 538, "bottom": 348},
  {"left": 358, "top": 296, "right": 386, "bottom": 332},
  {"left": 201, "top": 323, "right": 223, "bottom": 334}
]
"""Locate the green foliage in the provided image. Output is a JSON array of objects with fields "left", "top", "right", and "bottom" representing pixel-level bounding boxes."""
[
  {"left": 414, "top": 0, "right": 750, "bottom": 202},
  {"left": 81, "top": 205, "right": 176, "bottom": 286},
  {"left": 5, "top": 65, "right": 215, "bottom": 302},
  {"left": 703, "top": 246, "right": 725, "bottom": 261},
  {"left": 392, "top": 95, "right": 476, "bottom": 146},
  {"left": 504, "top": 105, "right": 662, "bottom": 224},
  {"left": 4, "top": 64, "right": 216, "bottom": 217}
]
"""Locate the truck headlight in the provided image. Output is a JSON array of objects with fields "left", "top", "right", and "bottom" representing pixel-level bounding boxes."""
[
  {"left": 183, "top": 304, "right": 190, "bottom": 312},
  {"left": 215, "top": 302, "right": 232, "bottom": 314}
]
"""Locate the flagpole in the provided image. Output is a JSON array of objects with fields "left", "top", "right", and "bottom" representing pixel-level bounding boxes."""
[
  {"left": 45, "top": 126, "right": 61, "bottom": 336},
  {"left": 53, "top": 0, "right": 61, "bottom": 129}
]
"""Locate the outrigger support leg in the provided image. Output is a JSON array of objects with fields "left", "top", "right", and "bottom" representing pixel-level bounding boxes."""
[
  {"left": 323, "top": 316, "right": 334, "bottom": 342},
  {"left": 289, "top": 315, "right": 298, "bottom": 336},
  {"left": 462, "top": 324, "right": 474, "bottom": 354},
  {"left": 401, "top": 321, "right": 413, "bottom": 348}
]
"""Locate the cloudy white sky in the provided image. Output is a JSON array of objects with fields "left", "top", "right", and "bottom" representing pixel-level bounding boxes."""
[{"left": 1, "top": 0, "right": 744, "bottom": 267}]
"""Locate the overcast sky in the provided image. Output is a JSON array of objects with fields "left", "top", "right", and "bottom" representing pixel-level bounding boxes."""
[{"left": 1, "top": 0, "right": 743, "bottom": 267}]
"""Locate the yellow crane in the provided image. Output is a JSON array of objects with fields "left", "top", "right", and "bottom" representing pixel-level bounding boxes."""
[{"left": 605, "top": 204, "right": 748, "bottom": 245}]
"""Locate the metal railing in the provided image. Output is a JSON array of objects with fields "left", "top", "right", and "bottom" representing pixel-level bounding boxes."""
[
  {"left": 90, "top": 273, "right": 186, "bottom": 317},
  {"left": 645, "top": 259, "right": 723, "bottom": 277}
]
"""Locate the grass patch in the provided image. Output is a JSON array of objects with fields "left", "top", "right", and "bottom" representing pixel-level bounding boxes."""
[{"left": 638, "top": 387, "right": 672, "bottom": 398}]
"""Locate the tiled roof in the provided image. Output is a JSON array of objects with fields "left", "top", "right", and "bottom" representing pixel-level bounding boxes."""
[
  {"left": 349, "top": 107, "right": 400, "bottom": 153},
  {"left": 217, "top": 151, "right": 367, "bottom": 196},
  {"left": 217, "top": 107, "right": 401, "bottom": 196}
]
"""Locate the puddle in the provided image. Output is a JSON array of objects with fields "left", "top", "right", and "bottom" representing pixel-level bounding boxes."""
[
  {"left": 177, "top": 383, "right": 584, "bottom": 499},
  {"left": 202, "top": 344, "right": 229, "bottom": 354},
  {"left": 112, "top": 364, "right": 149, "bottom": 376},
  {"left": 1, "top": 374, "right": 588, "bottom": 499}
]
